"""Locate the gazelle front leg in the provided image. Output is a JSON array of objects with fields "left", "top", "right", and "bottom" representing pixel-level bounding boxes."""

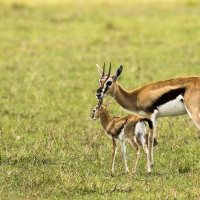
[
  {"left": 148, "top": 128, "right": 154, "bottom": 166},
  {"left": 148, "top": 110, "right": 158, "bottom": 166},
  {"left": 110, "top": 138, "right": 117, "bottom": 176},
  {"left": 120, "top": 139, "right": 129, "bottom": 173}
]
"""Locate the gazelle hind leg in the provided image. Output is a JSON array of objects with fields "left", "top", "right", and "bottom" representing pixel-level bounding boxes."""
[
  {"left": 120, "top": 139, "right": 129, "bottom": 173},
  {"left": 184, "top": 94, "right": 200, "bottom": 133},
  {"left": 185, "top": 105, "right": 200, "bottom": 134},
  {"left": 132, "top": 144, "right": 140, "bottom": 174},
  {"left": 143, "top": 143, "right": 151, "bottom": 173},
  {"left": 140, "top": 133, "right": 151, "bottom": 173},
  {"left": 127, "top": 137, "right": 139, "bottom": 174},
  {"left": 132, "top": 136, "right": 140, "bottom": 174}
]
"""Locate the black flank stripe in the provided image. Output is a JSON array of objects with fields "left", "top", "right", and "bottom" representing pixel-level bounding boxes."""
[
  {"left": 114, "top": 123, "right": 126, "bottom": 138},
  {"left": 147, "top": 88, "right": 185, "bottom": 112},
  {"left": 104, "top": 85, "right": 109, "bottom": 94}
]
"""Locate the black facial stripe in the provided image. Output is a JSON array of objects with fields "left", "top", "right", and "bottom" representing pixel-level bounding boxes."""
[
  {"left": 103, "top": 85, "right": 109, "bottom": 94},
  {"left": 96, "top": 81, "right": 108, "bottom": 94},
  {"left": 147, "top": 88, "right": 185, "bottom": 112},
  {"left": 112, "top": 121, "right": 127, "bottom": 138}
]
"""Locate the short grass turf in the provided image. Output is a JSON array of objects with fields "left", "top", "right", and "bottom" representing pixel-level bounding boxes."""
[{"left": 0, "top": 0, "right": 200, "bottom": 199}]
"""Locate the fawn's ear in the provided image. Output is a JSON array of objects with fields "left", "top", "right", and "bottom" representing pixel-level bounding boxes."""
[
  {"left": 105, "top": 98, "right": 115, "bottom": 107},
  {"left": 113, "top": 65, "right": 123, "bottom": 81},
  {"left": 97, "top": 98, "right": 103, "bottom": 108}
]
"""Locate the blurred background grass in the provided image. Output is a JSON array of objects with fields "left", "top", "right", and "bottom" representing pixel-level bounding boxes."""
[{"left": 0, "top": 0, "right": 200, "bottom": 199}]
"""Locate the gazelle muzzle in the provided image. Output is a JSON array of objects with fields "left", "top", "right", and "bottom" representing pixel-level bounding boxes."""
[
  {"left": 96, "top": 87, "right": 104, "bottom": 99},
  {"left": 90, "top": 110, "right": 95, "bottom": 120}
]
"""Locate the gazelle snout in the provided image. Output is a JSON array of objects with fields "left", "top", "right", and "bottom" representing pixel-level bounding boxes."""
[
  {"left": 96, "top": 87, "right": 104, "bottom": 99},
  {"left": 90, "top": 109, "right": 95, "bottom": 119},
  {"left": 90, "top": 107, "right": 100, "bottom": 120},
  {"left": 90, "top": 112, "right": 96, "bottom": 120},
  {"left": 96, "top": 93, "right": 102, "bottom": 99},
  {"left": 90, "top": 113, "right": 94, "bottom": 120}
]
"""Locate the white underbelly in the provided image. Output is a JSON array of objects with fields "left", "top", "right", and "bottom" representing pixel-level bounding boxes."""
[
  {"left": 124, "top": 108, "right": 147, "bottom": 117},
  {"left": 157, "top": 95, "right": 187, "bottom": 117}
]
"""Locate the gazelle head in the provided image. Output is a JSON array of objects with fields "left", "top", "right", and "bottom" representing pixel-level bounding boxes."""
[
  {"left": 90, "top": 99, "right": 103, "bottom": 120},
  {"left": 96, "top": 63, "right": 123, "bottom": 99},
  {"left": 90, "top": 98, "right": 114, "bottom": 120}
]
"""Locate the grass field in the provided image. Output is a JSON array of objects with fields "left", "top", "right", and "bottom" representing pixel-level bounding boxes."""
[{"left": 0, "top": 0, "right": 200, "bottom": 199}]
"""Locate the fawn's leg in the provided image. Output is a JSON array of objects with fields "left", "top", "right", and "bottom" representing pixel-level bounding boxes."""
[
  {"left": 110, "top": 138, "right": 117, "bottom": 176},
  {"left": 127, "top": 137, "right": 139, "bottom": 174},
  {"left": 120, "top": 139, "right": 129, "bottom": 173},
  {"left": 143, "top": 143, "right": 151, "bottom": 173},
  {"left": 132, "top": 144, "right": 140, "bottom": 174}
]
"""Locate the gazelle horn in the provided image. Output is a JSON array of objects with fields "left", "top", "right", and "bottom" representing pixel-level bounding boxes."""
[
  {"left": 102, "top": 63, "right": 105, "bottom": 78},
  {"left": 107, "top": 63, "right": 111, "bottom": 78},
  {"left": 105, "top": 97, "right": 115, "bottom": 107}
]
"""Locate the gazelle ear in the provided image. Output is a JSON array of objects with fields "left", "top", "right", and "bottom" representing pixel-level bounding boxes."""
[
  {"left": 113, "top": 65, "right": 123, "bottom": 81},
  {"left": 96, "top": 64, "right": 103, "bottom": 76}
]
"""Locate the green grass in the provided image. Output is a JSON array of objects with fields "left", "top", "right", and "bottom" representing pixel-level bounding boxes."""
[{"left": 0, "top": 0, "right": 200, "bottom": 199}]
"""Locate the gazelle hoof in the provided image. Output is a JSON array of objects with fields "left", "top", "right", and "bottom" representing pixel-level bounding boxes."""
[
  {"left": 131, "top": 170, "right": 136, "bottom": 174},
  {"left": 150, "top": 162, "right": 154, "bottom": 166}
]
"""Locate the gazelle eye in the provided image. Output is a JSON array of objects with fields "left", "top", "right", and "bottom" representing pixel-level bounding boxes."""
[{"left": 107, "top": 81, "right": 112, "bottom": 86}]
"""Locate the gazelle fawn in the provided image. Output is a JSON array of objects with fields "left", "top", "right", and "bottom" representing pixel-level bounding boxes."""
[
  {"left": 95, "top": 63, "right": 200, "bottom": 166},
  {"left": 91, "top": 99, "right": 157, "bottom": 176}
]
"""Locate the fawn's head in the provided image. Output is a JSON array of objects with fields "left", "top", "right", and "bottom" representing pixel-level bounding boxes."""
[
  {"left": 90, "top": 99, "right": 103, "bottom": 120},
  {"left": 96, "top": 63, "right": 123, "bottom": 99},
  {"left": 90, "top": 98, "right": 114, "bottom": 120}
]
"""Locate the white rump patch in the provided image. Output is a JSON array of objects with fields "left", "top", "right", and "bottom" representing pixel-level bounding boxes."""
[
  {"left": 157, "top": 95, "right": 187, "bottom": 117},
  {"left": 135, "top": 121, "right": 146, "bottom": 145}
]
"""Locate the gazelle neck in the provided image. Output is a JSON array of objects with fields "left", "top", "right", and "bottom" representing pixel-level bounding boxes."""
[
  {"left": 112, "top": 83, "right": 138, "bottom": 112},
  {"left": 99, "top": 108, "right": 112, "bottom": 130}
]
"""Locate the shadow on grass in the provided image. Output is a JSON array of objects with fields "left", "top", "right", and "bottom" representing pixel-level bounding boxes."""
[{"left": 0, "top": 156, "right": 67, "bottom": 166}]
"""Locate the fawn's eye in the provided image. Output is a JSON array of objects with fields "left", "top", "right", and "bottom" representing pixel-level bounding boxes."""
[{"left": 107, "top": 81, "right": 112, "bottom": 86}]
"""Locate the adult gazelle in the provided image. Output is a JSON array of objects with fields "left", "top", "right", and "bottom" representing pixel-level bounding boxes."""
[{"left": 95, "top": 63, "right": 200, "bottom": 166}]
